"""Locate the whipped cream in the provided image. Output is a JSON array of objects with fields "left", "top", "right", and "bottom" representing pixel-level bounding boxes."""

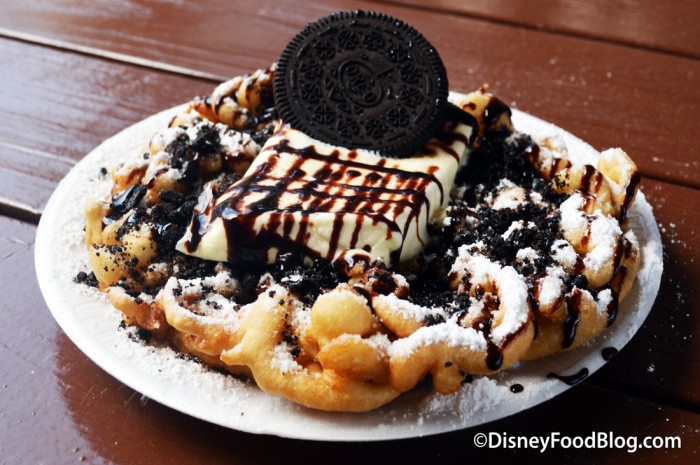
[{"left": 177, "top": 107, "right": 478, "bottom": 266}]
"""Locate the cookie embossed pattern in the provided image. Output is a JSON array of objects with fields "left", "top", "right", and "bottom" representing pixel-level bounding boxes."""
[
  {"left": 35, "top": 10, "right": 662, "bottom": 440},
  {"left": 274, "top": 11, "right": 449, "bottom": 157}
]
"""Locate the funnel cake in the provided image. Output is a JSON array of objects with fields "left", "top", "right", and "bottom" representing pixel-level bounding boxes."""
[{"left": 83, "top": 60, "right": 641, "bottom": 411}]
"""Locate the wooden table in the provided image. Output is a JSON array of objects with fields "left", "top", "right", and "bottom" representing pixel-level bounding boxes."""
[{"left": 0, "top": 1, "right": 698, "bottom": 462}]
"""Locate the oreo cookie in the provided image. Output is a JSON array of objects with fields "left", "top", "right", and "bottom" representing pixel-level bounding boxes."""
[{"left": 274, "top": 10, "right": 449, "bottom": 157}]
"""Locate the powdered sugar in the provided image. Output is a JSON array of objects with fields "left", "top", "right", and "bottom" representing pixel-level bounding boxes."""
[
  {"left": 335, "top": 332, "right": 392, "bottom": 353},
  {"left": 337, "top": 285, "right": 372, "bottom": 307},
  {"left": 516, "top": 247, "right": 539, "bottom": 263},
  {"left": 560, "top": 193, "right": 588, "bottom": 232},
  {"left": 551, "top": 239, "right": 578, "bottom": 268},
  {"left": 270, "top": 342, "right": 304, "bottom": 374},
  {"left": 149, "top": 125, "right": 184, "bottom": 152},
  {"left": 219, "top": 124, "right": 261, "bottom": 159},
  {"left": 114, "top": 158, "right": 148, "bottom": 179},
  {"left": 417, "top": 376, "right": 519, "bottom": 419},
  {"left": 488, "top": 182, "right": 526, "bottom": 210},
  {"left": 374, "top": 293, "right": 446, "bottom": 322},
  {"left": 112, "top": 326, "right": 251, "bottom": 401},
  {"left": 162, "top": 273, "right": 243, "bottom": 330},
  {"left": 367, "top": 333, "right": 392, "bottom": 352},
  {"left": 450, "top": 247, "right": 530, "bottom": 346},
  {"left": 583, "top": 213, "right": 623, "bottom": 271},
  {"left": 595, "top": 288, "right": 613, "bottom": 315},
  {"left": 502, "top": 220, "right": 524, "bottom": 239},
  {"left": 539, "top": 272, "right": 564, "bottom": 307},
  {"left": 559, "top": 193, "right": 624, "bottom": 272},
  {"left": 288, "top": 293, "right": 311, "bottom": 336},
  {"left": 389, "top": 322, "right": 487, "bottom": 358}
]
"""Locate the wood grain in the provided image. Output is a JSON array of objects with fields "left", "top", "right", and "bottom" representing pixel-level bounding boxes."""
[
  {"left": 0, "top": 0, "right": 700, "bottom": 210},
  {"left": 589, "top": 178, "right": 700, "bottom": 410},
  {"left": 371, "top": 0, "right": 700, "bottom": 58},
  {"left": 0, "top": 143, "right": 72, "bottom": 214},
  {"left": 0, "top": 37, "right": 213, "bottom": 212},
  {"left": 1, "top": 216, "right": 697, "bottom": 464},
  {"left": 0, "top": 38, "right": 213, "bottom": 161}
]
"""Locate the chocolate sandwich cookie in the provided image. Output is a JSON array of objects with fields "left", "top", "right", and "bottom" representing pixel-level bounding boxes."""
[{"left": 274, "top": 10, "right": 449, "bottom": 157}]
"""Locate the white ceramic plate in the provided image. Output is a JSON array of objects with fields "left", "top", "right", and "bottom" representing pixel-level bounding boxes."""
[{"left": 35, "top": 95, "right": 663, "bottom": 441}]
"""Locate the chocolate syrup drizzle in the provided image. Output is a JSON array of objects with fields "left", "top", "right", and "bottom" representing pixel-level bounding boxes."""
[
  {"left": 620, "top": 171, "right": 641, "bottom": 223},
  {"left": 459, "top": 287, "right": 531, "bottom": 371},
  {"left": 559, "top": 238, "right": 633, "bottom": 348},
  {"left": 510, "top": 384, "right": 524, "bottom": 393},
  {"left": 520, "top": 142, "right": 640, "bottom": 349},
  {"left": 601, "top": 347, "right": 618, "bottom": 361},
  {"left": 547, "top": 367, "right": 589, "bottom": 386},
  {"left": 184, "top": 108, "right": 477, "bottom": 266}
]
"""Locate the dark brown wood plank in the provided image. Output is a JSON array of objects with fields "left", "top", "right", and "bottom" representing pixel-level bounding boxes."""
[
  {"left": 0, "top": 37, "right": 213, "bottom": 213},
  {"left": 0, "top": 38, "right": 213, "bottom": 161},
  {"left": 0, "top": 0, "right": 698, "bottom": 188},
  {"left": 1, "top": 216, "right": 697, "bottom": 463},
  {"left": 0, "top": 0, "right": 299, "bottom": 78},
  {"left": 590, "top": 178, "right": 700, "bottom": 410},
  {"left": 0, "top": 143, "right": 71, "bottom": 215},
  {"left": 371, "top": 0, "right": 700, "bottom": 59}
]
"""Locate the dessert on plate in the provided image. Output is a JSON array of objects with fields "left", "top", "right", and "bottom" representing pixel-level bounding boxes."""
[{"left": 81, "top": 11, "right": 642, "bottom": 411}]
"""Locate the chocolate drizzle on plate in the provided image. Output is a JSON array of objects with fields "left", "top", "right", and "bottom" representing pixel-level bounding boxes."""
[
  {"left": 510, "top": 383, "right": 524, "bottom": 393},
  {"left": 547, "top": 367, "right": 589, "bottom": 386},
  {"left": 601, "top": 347, "right": 618, "bottom": 361}
]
